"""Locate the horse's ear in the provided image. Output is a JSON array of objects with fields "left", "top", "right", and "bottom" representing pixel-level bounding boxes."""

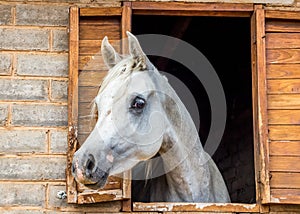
[
  {"left": 127, "top": 31, "right": 146, "bottom": 60},
  {"left": 101, "top": 36, "right": 121, "bottom": 69}
]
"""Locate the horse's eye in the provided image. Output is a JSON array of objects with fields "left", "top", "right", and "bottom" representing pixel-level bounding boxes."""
[{"left": 130, "top": 97, "right": 146, "bottom": 112}]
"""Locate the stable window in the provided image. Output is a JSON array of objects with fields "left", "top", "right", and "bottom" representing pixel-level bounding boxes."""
[{"left": 67, "top": 2, "right": 300, "bottom": 212}]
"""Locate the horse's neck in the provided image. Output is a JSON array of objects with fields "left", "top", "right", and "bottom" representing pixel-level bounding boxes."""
[{"left": 155, "top": 84, "right": 212, "bottom": 202}]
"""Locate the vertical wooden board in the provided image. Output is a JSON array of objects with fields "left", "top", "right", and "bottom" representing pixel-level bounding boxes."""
[
  {"left": 67, "top": 6, "right": 79, "bottom": 204},
  {"left": 254, "top": 6, "right": 270, "bottom": 204},
  {"left": 251, "top": 7, "right": 260, "bottom": 203},
  {"left": 121, "top": 2, "right": 132, "bottom": 211}
]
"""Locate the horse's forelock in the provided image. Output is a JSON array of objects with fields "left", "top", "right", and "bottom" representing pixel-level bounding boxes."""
[{"left": 90, "top": 56, "right": 149, "bottom": 118}]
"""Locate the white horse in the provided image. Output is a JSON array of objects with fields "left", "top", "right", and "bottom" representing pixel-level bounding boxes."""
[{"left": 72, "top": 32, "right": 230, "bottom": 203}]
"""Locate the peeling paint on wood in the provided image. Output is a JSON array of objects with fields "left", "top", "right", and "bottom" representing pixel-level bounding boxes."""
[
  {"left": 77, "top": 189, "right": 123, "bottom": 204},
  {"left": 133, "top": 202, "right": 260, "bottom": 212}
]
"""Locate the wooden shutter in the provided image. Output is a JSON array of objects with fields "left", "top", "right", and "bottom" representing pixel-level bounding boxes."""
[
  {"left": 264, "top": 10, "right": 300, "bottom": 204},
  {"left": 67, "top": 6, "right": 132, "bottom": 206}
]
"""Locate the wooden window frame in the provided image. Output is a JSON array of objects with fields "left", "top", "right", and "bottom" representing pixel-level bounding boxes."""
[
  {"left": 67, "top": 2, "right": 272, "bottom": 213},
  {"left": 67, "top": 6, "right": 132, "bottom": 210}
]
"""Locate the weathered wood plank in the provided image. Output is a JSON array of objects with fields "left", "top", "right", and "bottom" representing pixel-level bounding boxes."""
[
  {"left": 267, "top": 49, "right": 300, "bottom": 64},
  {"left": 77, "top": 134, "right": 89, "bottom": 145},
  {"left": 79, "top": 39, "right": 120, "bottom": 55},
  {"left": 269, "top": 125, "right": 300, "bottom": 141},
  {"left": 251, "top": 7, "right": 260, "bottom": 203},
  {"left": 79, "top": 40, "right": 101, "bottom": 55},
  {"left": 267, "top": 64, "right": 300, "bottom": 79},
  {"left": 79, "top": 71, "right": 106, "bottom": 87},
  {"left": 78, "top": 189, "right": 123, "bottom": 204},
  {"left": 267, "top": 79, "right": 300, "bottom": 94},
  {"left": 254, "top": 6, "right": 270, "bottom": 204},
  {"left": 131, "top": 2, "right": 254, "bottom": 12},
  {"left": 80, "top": 7, "right": 122, "bottom": 16},
  {"left": 268, "top": 109, "right": 300, "bottom": 125},
  {"left": 80, "top": 24, "right": 121, "bottom": 40},
  {"left": 133, "top": 10, "right": 251, "bottom": 17},
  {"left": 270, "top": 204, "right": 300, "bottom": 211},
  {"left": 270, "top": 141, "right": 300, "bottom": 156},
  {"left": 78, "top": 101, "right": 96, "bottom": 117},
  {"left": 269, "top": 156, "right": 300, "bottom": 172},
  {"left": 121, "top": 2, "right": 132, "bottom": 212},
  {"left": 79, "top": 55, "right": 107, "bottom": 71},
  {"left": 67, "top": 6, "right": 79, "bottom": 204},
  {"left": 270, "top": 172, "right": 300, "bottom": 189},
  {"left": 271, "top": 189, "right": 300, "bottom": 204},
  {"left": 80, "top": 16, "right": 120, "bottom": 25},
  {"left": 266, "top": 33, "right": 300, "bottom": 49},
  {"left": 268, "top": 94, "right": 300, "bottom": 109},
  {"left": 78, "top": 116, "right": 96, "bottom": 134},
  {"left": 133, "top": 202, "right": 259, "bottom": 212},
  {"left": 79, "top": 86, "right": 99, "bottom": 103},
  {"left": 266, "top": 10, "right": 300, "bottom": 21},
  {"left": 77, "top": 176, "right": 122, "bottom": 191},
  {"left": 266, "top": 20, "right": 300, "bottom": 33}
]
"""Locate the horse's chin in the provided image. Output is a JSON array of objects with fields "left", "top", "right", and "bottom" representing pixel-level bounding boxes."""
[
  {"left": 83, "top": 167, "right": 110, "bottom": 190},
  {"left": 85, "top": 179, "right": 107, "bottom": 190}
]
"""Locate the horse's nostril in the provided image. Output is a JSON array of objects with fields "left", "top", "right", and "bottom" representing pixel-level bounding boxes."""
[
  {"left": 72, "top": 163, "right": 76, "bottom": 174},
  {"left": 86, "top": 154, "right": 95, "bottom": 172},
  {"left": 86, "top": 159, "right": 95, "bottom": 171}
]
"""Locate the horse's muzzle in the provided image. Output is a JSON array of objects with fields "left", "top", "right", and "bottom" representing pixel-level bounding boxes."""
[{"left": 72, "top": 153, "right": 111, "bottom": 190}]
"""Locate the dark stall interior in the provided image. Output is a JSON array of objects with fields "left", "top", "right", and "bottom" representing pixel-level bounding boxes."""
[{"left": 131, "top": 15, "right": 255, "bottom": 203}]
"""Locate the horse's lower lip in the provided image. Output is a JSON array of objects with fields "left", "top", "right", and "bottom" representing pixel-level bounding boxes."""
[
  {"left": 85, "top": 172, "right": 109, "bottom": 190},
  {"left": 85, "top": 180, "right": 105, "bottom": 190}
]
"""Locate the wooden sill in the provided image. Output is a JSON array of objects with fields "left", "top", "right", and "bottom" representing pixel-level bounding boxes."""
[{"left": 133, "top": 202, "right": 260, "bottom": 212}]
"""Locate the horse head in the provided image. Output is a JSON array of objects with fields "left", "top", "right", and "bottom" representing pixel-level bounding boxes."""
[{"left": 72, "top": 32, "right": 169, "bottom": 189}]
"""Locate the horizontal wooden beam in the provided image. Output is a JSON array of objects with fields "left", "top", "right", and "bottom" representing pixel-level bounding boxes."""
[
  {"left": 131, "top": 2, "right": 254, "bottom": 12},
  {"left": 266, "top": 10, "right": 300, "bottom": 20},
  {"left": 80, "top": 8, "right": 122, "bottom": 16},
  {"left": 77, "top": 189, "right": 123, "bottom": 204},
  {"left": 271, "top": 189, "right": 300, "bottom": 204},
  {"left": 133, "top": 202, "right": 260, "bottom": 212},
  {"left": 132, "top": 10, "right": 251, "bottom": 17}
]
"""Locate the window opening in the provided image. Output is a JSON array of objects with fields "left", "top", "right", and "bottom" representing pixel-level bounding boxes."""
[{"left": 132, "top": 15, "right": 255, "bottom": 203}]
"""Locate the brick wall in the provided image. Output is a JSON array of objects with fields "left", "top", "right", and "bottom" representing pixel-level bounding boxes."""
[{"left": 0, "top": 2, "right": 121, "bottom": 214}]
